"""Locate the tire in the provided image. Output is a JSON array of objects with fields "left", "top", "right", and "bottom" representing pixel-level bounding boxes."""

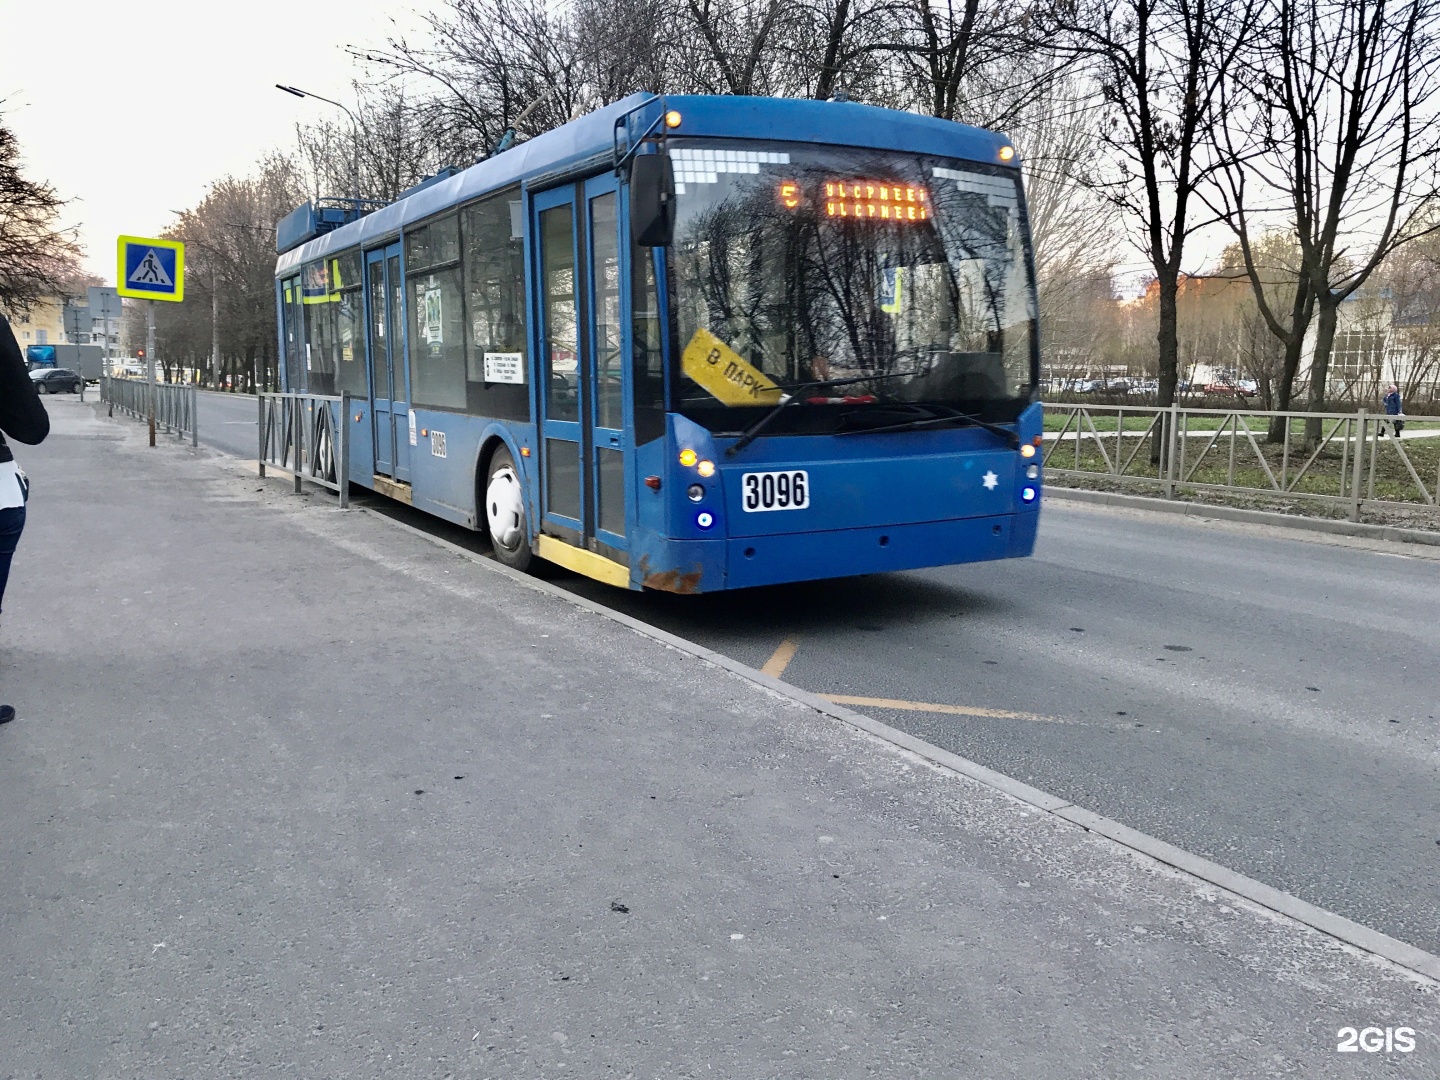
[{"left": 485, "top": 446, "right": 532, "bottom": 572}]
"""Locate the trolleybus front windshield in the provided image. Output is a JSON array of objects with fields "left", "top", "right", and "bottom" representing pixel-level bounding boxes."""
[{"left": 667, "top": 139, "right": 1037, "bottom": 435}]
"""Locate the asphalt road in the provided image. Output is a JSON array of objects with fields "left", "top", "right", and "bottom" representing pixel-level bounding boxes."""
[
  {"left": 193, "top": 388, "right": 261, "bottom": 458},
  {"left": 193, "top": 389, "right": 1440, "bottom": 958},
  {"left": 10, "top": 397, "right": 1437, "bottom": 1078}
]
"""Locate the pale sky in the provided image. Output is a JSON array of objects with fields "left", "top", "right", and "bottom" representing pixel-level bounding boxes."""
[
  {"left": 4, "top": 2, "right": 1209, "bottom": 297},
  {"left": 3, "top": 0, "right": 424, "bottom": 282}
]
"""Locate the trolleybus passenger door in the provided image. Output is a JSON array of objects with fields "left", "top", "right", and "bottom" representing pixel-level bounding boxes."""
[
  {"left": 582, "top": 175, "right": 629, "bottom": 558},
  {"left": 534, "top": 177, "right": 631, "bottom": 564},
  {"left": 365, "top": 244, "right": 410, "bottom": 482}
]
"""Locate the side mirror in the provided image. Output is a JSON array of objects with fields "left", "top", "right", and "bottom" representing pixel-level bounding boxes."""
[{"left": 630, "top": 153, "right": 675, "bottom": 247}]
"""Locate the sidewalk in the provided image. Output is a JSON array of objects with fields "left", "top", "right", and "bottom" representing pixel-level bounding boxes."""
[{"left": 1, "top": 397, "right": 1434, "bottom": 1078}]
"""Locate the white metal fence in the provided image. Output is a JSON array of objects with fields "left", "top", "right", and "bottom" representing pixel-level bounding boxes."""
[
  {"left": 257, "top": 392, "right": 350, "bottom": 508},
  {"left": 1043, "top": 403, "right": 1439, "bottom": 522},
  {"left": 100, "top": 377, "right": 197, "bottom": 445}
]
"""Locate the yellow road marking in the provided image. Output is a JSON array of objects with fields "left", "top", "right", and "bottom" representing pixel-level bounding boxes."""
[
  {"left": 761, "top": 638, "right": 799, "bottom": 678},
  {"left": 820, "top": 694, "right": 1071, "bottom": 724}
]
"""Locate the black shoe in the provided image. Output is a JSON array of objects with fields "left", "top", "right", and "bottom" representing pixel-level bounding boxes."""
[{"left": 0, "top": 705, "right": 13, "bottom": 724}]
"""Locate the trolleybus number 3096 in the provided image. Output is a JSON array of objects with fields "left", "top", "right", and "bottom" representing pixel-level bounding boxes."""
[{"left": 742, "top": 470, "right": 810, "bottom": 512}]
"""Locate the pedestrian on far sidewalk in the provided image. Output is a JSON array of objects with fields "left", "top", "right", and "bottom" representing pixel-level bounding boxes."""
[
  {"left": 1382, "top": 383, "right": 1405, "bottom": 438},
  {"left": 0, "top": 315, "right": 50, "bottom": 725}
]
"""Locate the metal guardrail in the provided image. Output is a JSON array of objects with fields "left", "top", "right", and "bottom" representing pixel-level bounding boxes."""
[
  {"left": 1043, "top": 403, "right": 1440, "bottom": 521},
  {"left": 258, "top": 392, "right": 350, "bottom": 508},
  {"left": 100, "top": 377, "right": 198, "bottom": 446}
]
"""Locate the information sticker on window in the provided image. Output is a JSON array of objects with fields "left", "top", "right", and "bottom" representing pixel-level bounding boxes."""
[{"left": 483, "top": 352, "right": 525, "bottom": 384}]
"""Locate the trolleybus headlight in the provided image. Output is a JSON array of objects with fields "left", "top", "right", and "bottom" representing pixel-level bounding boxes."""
[
  {"left": 665, "top": 110, "right": 683, "bottom": 128},
  {"left": 999, "top": 145, "right": 1016, "bottom": 162},
  {"left": 679, "top": 448, "right": 698, "bottom": 467},
  {"left": 697, "top": 459, "right": 715, "bottom": 477},
  {"left": 696, "top": 511, "right": 715, "bottom": 529},
  {"left": 1026, "top": 464, "right": 1039, "bottom": 479},
  {"left": 1020, "top": 443, "right": 1036, "bottom": 458},
  {"left": 1021, "top": 486, "right": 1037, "bottom": 503},
  {"left": 687, "top": 483, "right": 705, "bottom": 502}
]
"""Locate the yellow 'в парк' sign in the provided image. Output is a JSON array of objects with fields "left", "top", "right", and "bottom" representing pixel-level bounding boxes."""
[{"left": 681, "top": 328, "right": 785, "bottom": 406}]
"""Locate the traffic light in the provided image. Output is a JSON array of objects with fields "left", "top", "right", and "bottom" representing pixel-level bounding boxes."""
[{"left": 136, "top": 349, "right": 145, "bottom": 359}]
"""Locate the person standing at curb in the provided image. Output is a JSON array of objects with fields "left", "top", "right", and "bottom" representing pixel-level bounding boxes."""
[
  {"left": 0, "top": 315, "right": 50, "bottom": 725},
  {"left": 1382, "top": 382, "right": 1404, "bottom": 438}
]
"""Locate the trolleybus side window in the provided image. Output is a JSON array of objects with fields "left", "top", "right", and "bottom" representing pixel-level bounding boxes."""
[
  {"left": 331, "top": 249, "right": 367, "bottom": 397},
  {"left": 281, "top": 276, "right": 303, "bottom": 392},
  {"left": 461, "top": 189, "right": 530, "bottom": 421},
  {"left": 302, "top": 256, "right": 347, "bottom": 395},
  {"left": 630, "top": 241, "right": 665, "bottom": 445},
  {"left": 406, "top": 214, "right": 467, "bottom": 410}
]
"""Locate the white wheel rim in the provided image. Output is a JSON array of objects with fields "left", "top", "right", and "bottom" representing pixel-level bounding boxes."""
[{"left": 486, "top": 464, "right": 525, "bottom": 551}]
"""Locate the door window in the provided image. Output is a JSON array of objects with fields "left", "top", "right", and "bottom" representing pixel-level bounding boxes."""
[
  {"left": 541, "top": 205, "right": 579, "bottom": 424},
  {"left": 590, "top": 193, "right": 623, "bottom": 432}
]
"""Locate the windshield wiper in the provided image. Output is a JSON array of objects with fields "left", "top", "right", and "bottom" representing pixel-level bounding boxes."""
[
  {"left": 724, "top": 371, "right": 921, "bottom": 456},
  {"left": 835, "top": 404, "right": 1020, "bottom": 448}
]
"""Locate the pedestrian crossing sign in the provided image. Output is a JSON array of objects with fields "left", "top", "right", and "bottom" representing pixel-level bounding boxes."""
[{"left": 117, "top": 235, "right": 185, "bottom": 302}]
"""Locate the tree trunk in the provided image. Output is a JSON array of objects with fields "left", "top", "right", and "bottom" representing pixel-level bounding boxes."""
[
  {"left": 1305, "top": 299, "right": 1339, "bottom": 447},
  {"left": 1152, "top": 271, "right": 1180, "bottom": 466},
  {"left": 1266, "top": 275, "right": 1314, "bottom": 442}
]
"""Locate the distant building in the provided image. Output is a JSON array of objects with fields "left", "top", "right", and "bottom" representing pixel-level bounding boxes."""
[
  {"left": 1, "top": 294, "right": 69, "bottom": 347},
  {"left": 2, "top": 289, "right": 125, "bottom": 369}
]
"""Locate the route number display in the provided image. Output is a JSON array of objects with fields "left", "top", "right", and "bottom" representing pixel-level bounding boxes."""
[{"left": 742, "top": 470, "right": 809, "bottom": 512}]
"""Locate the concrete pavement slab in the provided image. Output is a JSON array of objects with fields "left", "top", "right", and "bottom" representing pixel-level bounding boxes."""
[{"left": 0, "top": 397, "right": 1435, "bottom": 1078}]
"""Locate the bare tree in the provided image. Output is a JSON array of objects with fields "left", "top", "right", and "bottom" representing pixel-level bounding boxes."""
[
  {"left": 1012, "top": 77, "right": 1122, "bottom": 375},
  {"left": 0, "top": 117, "right": 83, "bottom": 312},
  {"left": 889, "top": 0, "right": 1042, "bottom": 123},
  {"left": 147, "top": 157, "right": 306, "bottom": 391},
  {"left": 1378, "top": 216, "right": 1440, "bottom": 404},
  {"left": 1210, "top": 0, "right": 1440, "bottom": 440},
  {"left": 1049, "top": 0, "right": 1259, "bottom": 430}
]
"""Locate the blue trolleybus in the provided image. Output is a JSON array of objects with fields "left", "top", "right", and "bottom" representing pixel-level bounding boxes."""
[{"left": 274, "top": 94, "right": 1042, "bottom": 593}]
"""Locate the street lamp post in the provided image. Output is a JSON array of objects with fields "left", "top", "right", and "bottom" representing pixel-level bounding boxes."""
[{"left": 276, "top": 84, "right": 361, "bottom": 216}]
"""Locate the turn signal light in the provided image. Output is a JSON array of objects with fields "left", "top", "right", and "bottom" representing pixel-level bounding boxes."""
[
  {"left": 678, "top": 448, "right": 698, "bottom": 467},
  {"left": 1020, "top": 444, "right": 1036, "bottom": 458}
]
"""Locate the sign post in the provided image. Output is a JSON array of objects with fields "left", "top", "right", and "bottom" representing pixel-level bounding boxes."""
[
  {"left": 117, "top": 236, "right": 185, "bottom": 447},
  {"left": 88, "top": 286, "right": 122, "bottom": 379}
]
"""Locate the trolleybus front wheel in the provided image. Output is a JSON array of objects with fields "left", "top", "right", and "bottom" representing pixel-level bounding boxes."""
[{"left": 485, "top": 447, "right": 532, "bottom": 572}]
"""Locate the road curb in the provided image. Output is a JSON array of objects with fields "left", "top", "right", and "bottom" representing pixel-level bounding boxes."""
[
  {"left": 358, "top": 502, "right": 1440, "bottom": 987},
  {"left": 1045, "top": 485, "right": 1440, "bottom": 548}
]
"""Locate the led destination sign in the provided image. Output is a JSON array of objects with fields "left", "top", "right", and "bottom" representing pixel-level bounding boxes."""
[{"left": 778, "top": 181, "right": 931, "bottom": 221}]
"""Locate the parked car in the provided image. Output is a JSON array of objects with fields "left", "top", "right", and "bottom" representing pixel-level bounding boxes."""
[{"left": 29, "top": 367, "right": 83, "bottom": 394}]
